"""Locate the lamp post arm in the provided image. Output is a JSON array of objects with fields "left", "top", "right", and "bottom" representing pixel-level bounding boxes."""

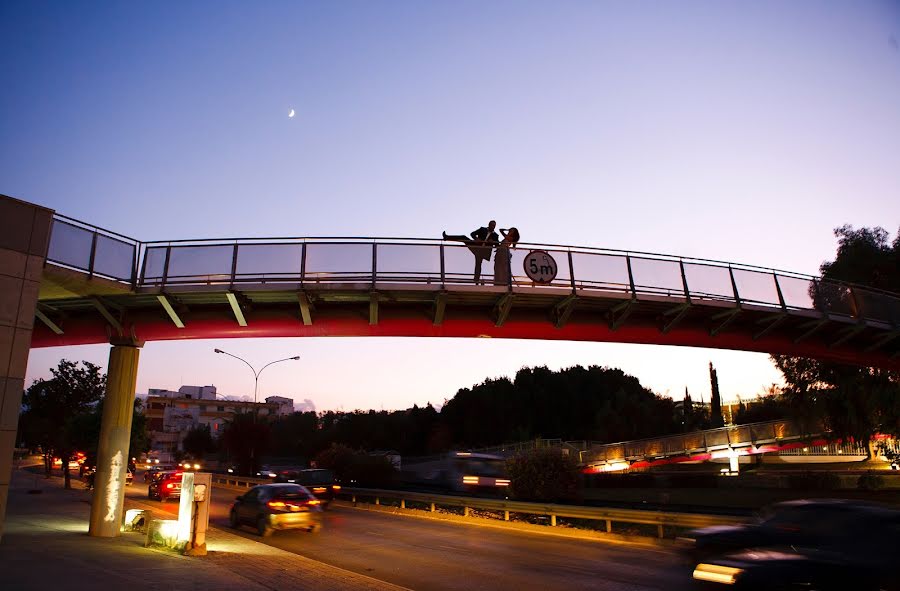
[
  {"left": 257, "top": 357, "right": 300, "bottom": 380},
  {"left": 215, "top": 349, "right": 260, "bottom": 380}
]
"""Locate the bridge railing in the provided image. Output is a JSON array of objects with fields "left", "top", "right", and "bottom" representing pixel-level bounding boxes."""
[
  {"left": 582, "top": 419, "right": 819, "bottom": 465},
  {"left": 46, "top": 215, "right": 139, "bottom": 284},
  {"left": 44, "top": 215, "right": 900, "bottom": 328}
]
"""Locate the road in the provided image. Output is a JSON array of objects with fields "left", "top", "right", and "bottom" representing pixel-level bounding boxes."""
[{"left": 126, "top": 476, "right": 692, "bottom": 591}]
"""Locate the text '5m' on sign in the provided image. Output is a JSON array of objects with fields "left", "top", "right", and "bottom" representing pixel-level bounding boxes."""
[{"left": 523, "top": 250, "right": 558, "bottom": 284}]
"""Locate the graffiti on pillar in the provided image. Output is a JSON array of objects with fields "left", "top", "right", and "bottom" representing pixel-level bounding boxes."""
[{"left": 104, "top": 451, "right": 123, "bottom": 522}]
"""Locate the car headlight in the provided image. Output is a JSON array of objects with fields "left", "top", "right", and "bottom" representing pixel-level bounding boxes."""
[{"left": 692, "top": 564, "right": 743, "bottom": 585}]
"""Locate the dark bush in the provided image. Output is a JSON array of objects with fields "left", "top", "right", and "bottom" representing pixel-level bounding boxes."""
[
  {"left": 786, "top": 471, "right": 840, "bottom": 490},
  {"left": 314, "top": 443, "right": 397, "bottom": 487},
  {"left": 856, "top": 472, "right": 885, "bottom": 491},
  {"left": 507, "top": 448, "right": 580, "bottom": 502}
]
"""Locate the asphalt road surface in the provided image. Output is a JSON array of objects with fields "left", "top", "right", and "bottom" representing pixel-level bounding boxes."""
[{"left": 126, "top": 477, "right": 692, "bottom": 591}]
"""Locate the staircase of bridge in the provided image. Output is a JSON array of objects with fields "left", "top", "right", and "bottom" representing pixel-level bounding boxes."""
[{"left": 31, "top": 213, "right": 900, "bottom": 368}]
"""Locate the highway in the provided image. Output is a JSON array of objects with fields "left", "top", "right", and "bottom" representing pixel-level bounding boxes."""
[{"left": 126, "top": 477, "right": 692, "bottom": 591}]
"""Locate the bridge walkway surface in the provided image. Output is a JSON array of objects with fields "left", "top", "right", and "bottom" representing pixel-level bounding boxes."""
[{"left": 0, "top": 467, "right": 408, "bottom": 591}]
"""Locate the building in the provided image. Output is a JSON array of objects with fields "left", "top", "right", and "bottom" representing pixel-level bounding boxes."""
[
  {"left": 265, "top": 395, "right": 295, "bottom": 416},
  {"left": 148, "top": 384, "right": 217, "bottom": 400},
  {"left": 145, "top": 386, "right": 280, "bottom": 455}
]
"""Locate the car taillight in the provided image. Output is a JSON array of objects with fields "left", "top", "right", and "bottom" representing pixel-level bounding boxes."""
[
  {"left": 268, "top": 500, "right": 316, "bottom": 512},
  {"left": 332, "top": 485, "right": 341, "bottom": 491},
  {"left": 165, "top": 483, "right": 174, "bottom": 490},
  {"left": 313, "top": 487, "right": 327, "bottom": 493},
  {"left": 308, "top": 499, "right": 321, "bottom": 505}
]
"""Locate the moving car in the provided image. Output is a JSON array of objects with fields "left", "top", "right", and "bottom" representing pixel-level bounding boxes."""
[
  {"left": 681, "top": 499, "right": 890, "bottom": 564},
  {"left": 148, "top": 471, "right": 182, "bottom": 502},
  {"left": 144, "top": 464, "right": 176, "bottom": 482},
  {"left": 80, "top": 466, "right": 133, "bottom": 488},
  {"left": 229, "top": 483, "right": 323, "bottom": 536},
  {"left": 684, "top": 499, "right": 900, "bottom": 589},
  {"left": 274, "top": 469, "right": 341, "bottom": 508}
]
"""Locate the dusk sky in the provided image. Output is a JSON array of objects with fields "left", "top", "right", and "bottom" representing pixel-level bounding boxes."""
[{"left": 3, "top": 1, "right": 899, "bottom": 413}]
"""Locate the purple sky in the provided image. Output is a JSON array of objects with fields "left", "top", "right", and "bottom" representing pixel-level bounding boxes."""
[{"left": 4, "top": 1, "right": 899, "bottom": 412}]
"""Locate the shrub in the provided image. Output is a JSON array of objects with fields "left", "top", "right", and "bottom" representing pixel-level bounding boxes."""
[
  {"left": 507, "top": 448, "right": 580, "bottom": 502},
  {"left": 856, "top": 472, "right": 885, "bottom": 491},
  {"left": 314, "top": 444, "right": 396, "bottom": 487},
  {"left": 786, "top": 471, "right": 840, "bottom": 490}
]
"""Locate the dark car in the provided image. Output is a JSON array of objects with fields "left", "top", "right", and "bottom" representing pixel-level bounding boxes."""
[
  {"left": 143, "top": 464, "right": 176, "bottom": 482},
  {"left": 80, "top": 466, "right": 132, "bottom": 489},
  {"left": 229, "top": 483, "right": 323, "bottom": 536},
  {"left": 686, "top": 500, "right": 900, "bottom": 589},
  {"left": 680, "top": 499, "right": 893, "bottom": 564},
  {"left": 148, "top": 470, "right": 182, "bottom": 502},
  {"left": 274, "top": 469, "right": 340, "bottom": 508}
]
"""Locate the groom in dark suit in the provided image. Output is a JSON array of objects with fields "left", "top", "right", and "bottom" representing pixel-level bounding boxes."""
[{"left": 443, "top": 220, "right": 499, "bottom": 285}]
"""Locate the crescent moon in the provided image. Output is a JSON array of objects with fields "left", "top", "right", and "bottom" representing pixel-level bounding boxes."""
[{"left": 288, "top": 109, "right": 295, "bottom": 118}]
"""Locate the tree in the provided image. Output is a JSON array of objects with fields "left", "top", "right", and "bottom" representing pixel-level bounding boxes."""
[
  {"left": 709, "top": 363, "right": 724, "bottom": 428},
  {"left": 182, "top": 424, "right": 216, "bottom": 459},
  {"left": 313, "top": 443, "right": 396, "bottom": 487},
  {"left": 18, "top": 360, "right": 106, "bottom": 488},
  {"left": 220, "top": 412, "right": 270, "bottom": 476},
  {"left": 772, "top": 226, "right": 900, "bottom": 454},
  {"left": 130, "top": 398, "right": 150, "bottom": 463}
]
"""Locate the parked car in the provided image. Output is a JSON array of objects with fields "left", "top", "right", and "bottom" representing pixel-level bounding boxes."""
[
  {"left": 148, "top": 471, "right": 183, "bottom": 502},
  {"left": 274, "top": 469, "right": 340, "bottom": 508},
  {"left": 684, "top": 499, "right": 900, "bottom": 589},
  {"left": 229, "top": 483, "right": 323, "bottom": 536}
]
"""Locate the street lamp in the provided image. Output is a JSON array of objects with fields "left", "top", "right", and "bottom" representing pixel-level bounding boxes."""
[
  {"left": 213, "top": 349, "right": 300, "bottom": 405},
  {"left": 214, "top": 349, "right": 299, "bottom": 476}
]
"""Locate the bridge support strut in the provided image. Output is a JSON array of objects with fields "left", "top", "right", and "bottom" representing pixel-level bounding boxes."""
[{"left": 89, "top": 340, "right": 142, "bottom": 538}]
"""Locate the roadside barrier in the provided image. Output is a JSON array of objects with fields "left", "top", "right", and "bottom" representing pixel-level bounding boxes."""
[{"left": 209, "top": 476, "right": 745, "bottom": 539}]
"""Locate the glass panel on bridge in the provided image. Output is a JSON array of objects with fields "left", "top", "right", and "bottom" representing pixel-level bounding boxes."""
[
  {"left": 235, "top": 244, "right": 302, "bottom": 282},
  {"left": 375, "top": 243, "right": 441, "bottom": 284},
  {"left": 47, "top": 220, "right": 93, "bottom": 271},
  {"left": 442, "top": 242, "right": 489, "bottom": 285},
  {"left": 304, "top": 243, "right": 372, "bottom": 282},
  {"left": 854, "top": 290, "right": 900, "bottom": 324},
  {"left": 629, "top": 257, "right": 685, "bottom": 297},
  {"left": 569, "top": 252, "right": 630, "bottom": 292},
  {"left": 732, "top": 269, "right": 781, "bottom": 307},
  {"left": 814, "top": 281, "right": 856, "bottom": 318},
  {"left": 142, "top": 247, "right": 166, "bottom": 283},
  {"left": 774, "top": 275, "right": 816, "bottom": 310},
  {"left": 92, "top": 234, "right": 135, "bottom": 281},
  {"left": 508, "top": 248, "right": 572, "bottom": 288},
  {"left": 165, "top": 245, "right": 234, "bottom": 284},
  {"left": 683, "top": 263, "right": 735, "bottom": 302}
]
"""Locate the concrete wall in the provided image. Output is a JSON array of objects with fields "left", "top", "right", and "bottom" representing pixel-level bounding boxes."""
[{"left": 0, "top": 194, "right": 53, "bottom": 541}]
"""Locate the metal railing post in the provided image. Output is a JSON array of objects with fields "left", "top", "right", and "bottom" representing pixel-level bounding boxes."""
[
  {"left": 439, "top": 243, "right": 445, "bottom": 288},
  {"left": 87, "top": 232, "right": 98, "bottom": 279},
  {"left": 161, "top": 246, "right": 172, "bottom": 287},
  {"left": 300, "top": 242, "right": 307, "bottom": 285}
]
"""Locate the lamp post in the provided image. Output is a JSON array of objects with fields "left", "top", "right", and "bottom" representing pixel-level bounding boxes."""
[
  {"left": 213, "top": 349, "right": 300, "bottom": 405},
  {"left": 213, "top": 349, "right": 299, "bottom": 475}
]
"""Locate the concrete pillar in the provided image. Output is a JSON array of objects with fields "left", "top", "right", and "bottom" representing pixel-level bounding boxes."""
[
  {"left": 0, "top": 195, "right": 53, "bottom": 542},
  {"left": 89, "top": 342, "right": 141, "bottom": 537}
]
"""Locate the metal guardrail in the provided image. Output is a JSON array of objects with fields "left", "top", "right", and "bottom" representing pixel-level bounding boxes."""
[
  {"left": 208, "top": 475, "right": 745, "bottom": 538},
  {"left": 339, "top": 487, "right": 745, "bottom": 538},
  {"left": 44, "top": 214, "right": 900, "bottom": 328}
]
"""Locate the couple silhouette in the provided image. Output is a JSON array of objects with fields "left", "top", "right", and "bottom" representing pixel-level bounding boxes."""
[{"left": 443, "top": 221, "right": 520, "bottom": 285}]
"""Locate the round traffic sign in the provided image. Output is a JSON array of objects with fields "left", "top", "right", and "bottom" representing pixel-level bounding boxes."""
[{"left": 523, "top": 250, "right": 558, "bottom": 284}]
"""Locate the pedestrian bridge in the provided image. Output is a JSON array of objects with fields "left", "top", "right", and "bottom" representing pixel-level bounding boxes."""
[{"left": 32, "top": 213, "right": 900, "bottom": 369}]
